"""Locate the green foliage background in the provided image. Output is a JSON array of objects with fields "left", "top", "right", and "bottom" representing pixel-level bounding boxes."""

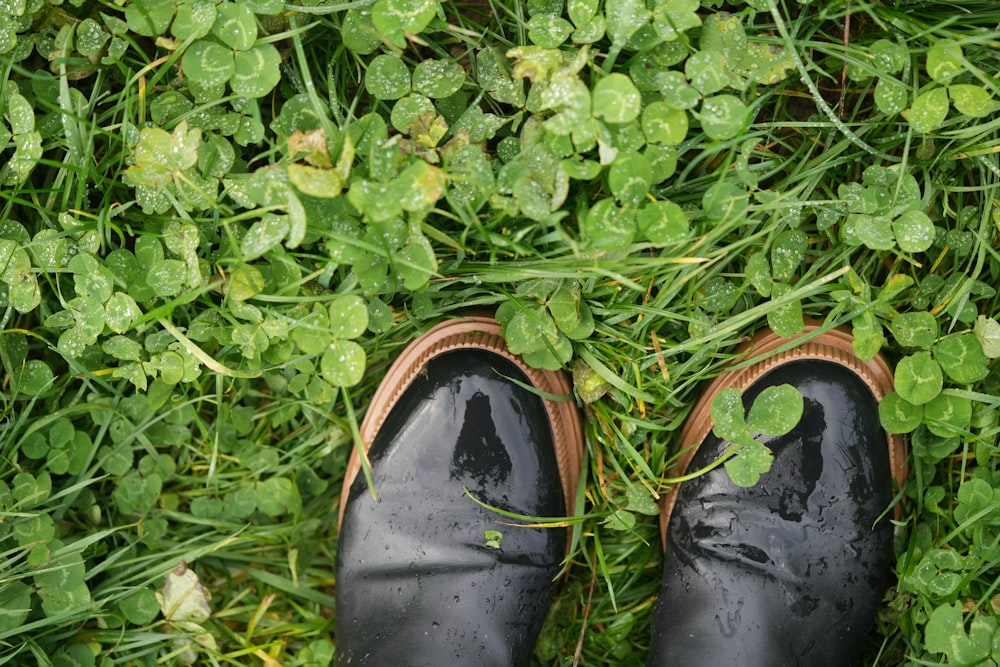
[{"left": 1, "top": 0, "right": 1000, "bottom": 664}]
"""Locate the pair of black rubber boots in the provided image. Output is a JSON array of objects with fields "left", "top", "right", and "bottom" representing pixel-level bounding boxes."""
[{"left": 336, "top": 316, "right": 907, "bottom": 665}]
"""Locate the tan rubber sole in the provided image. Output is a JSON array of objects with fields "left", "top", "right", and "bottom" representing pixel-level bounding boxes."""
[
  {"left": 660, "top": 322, "right": 909, "bottom": 550},
  {"left": 337, "top": 315, "right": 584, "bottom": 531}
]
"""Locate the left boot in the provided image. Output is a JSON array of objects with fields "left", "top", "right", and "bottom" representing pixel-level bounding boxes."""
[
  {"left": 335, "top": 316, "right": 582, "bottom": 666},
  {"left": 647, "top": 324, "right": 908, "bottom": 666}
]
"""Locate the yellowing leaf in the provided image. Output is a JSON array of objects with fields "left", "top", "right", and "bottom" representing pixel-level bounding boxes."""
[
  {"left": 157, "top": 561, "right": 212, "bottom": 624},
  {"left": 288, "top": 163, "right": 343, "bottom": 198}
]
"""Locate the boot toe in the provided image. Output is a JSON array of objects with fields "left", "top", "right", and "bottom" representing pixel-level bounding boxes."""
[
  {"left": 336, "top": 317, "right": 581, "bottom": 666},
  {"left": 649, "top": 326, "right": 907, "bottom": 667}
]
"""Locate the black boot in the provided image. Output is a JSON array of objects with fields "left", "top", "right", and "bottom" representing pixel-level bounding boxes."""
[
  {"left": 336, "top": 316, "right": 582, "bottom": 666},
  {"left": 648, "top": 325, "right": 907, "bottom": 666}
]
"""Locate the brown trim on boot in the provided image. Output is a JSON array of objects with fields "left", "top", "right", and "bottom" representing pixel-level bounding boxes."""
[
  {"left": 338, "top": 314, "right": 583, "bottom": 531},
  {"left": 660, "top": 322, "right": 909, "bottom": 550}
]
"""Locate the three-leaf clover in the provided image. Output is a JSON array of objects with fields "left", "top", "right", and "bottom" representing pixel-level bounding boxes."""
[
  {"left": 711, "top": 384, "right": 804, "bottom": 487},
  {"left": 181, "top": 2, "right": 281, "bottom": 98},
  {"left": 497, "top": 280, "right": 595, "bottom": 370}
]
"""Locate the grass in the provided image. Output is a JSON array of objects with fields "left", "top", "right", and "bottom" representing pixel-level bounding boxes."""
[{"left": 1, "top": 0, "right": 1000, "bottom": 664}]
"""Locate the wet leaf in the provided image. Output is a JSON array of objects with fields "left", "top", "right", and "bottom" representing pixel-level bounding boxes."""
[
  {"left": 412, "top": 59, "right": 465, "bottom": 98},
  {"left": 659, "top": 71, "right": 700, "bottom": 110},
  {"left": 183, "top": 40, "right": 235, "bottom": 89},
  {"left": 366, "top": 54, "right": 411, "bottom": 100},
  {"left": 591, "top": 73, "right": 641, "bottom": 123},
  {"left": 698, "top": 95, "right": 748, "bottom": 141},
  {"left": 973, "top": 315, "right": 1000, "bottom": 358},
  {"left": 476, "top": 47, "right": 523, "bottom": 106},
  {"left": 105, "top": 292, "right": 142, "bottom": 333},
  {"left": 685, "top": 50, "right": 728, "bottom": 95},
  {"left": 582, "top": 199, "right": 636, "bottom": 250},
  {"left": 173, "top": 0, "right": 217, "bottom": 40},
  {"left": 147, "top": 259, "right": 189, "bottom": 297},
  {"left": 770, "top": 230, "right": 806, "bottom": 283},
  {"left": 608, "top": 151, "right": 651, "bottom": 205},
  {"left": 127, "top": 122, "right": 201, "bottom": 187},
  {"left": 328, "top": 294, "right": 368, "bottom": 339},
  {"left": 390, "top": 94, "right": 435, "bottom": 133},
  {"left": 242, "top": 214, "right": 289, "bottom": 260},
  {"left": 923, "top": 393, "right": 972, "bottom": 438},
  {"left": 926, "top": 40, "right": 963, "bottom": 83},
  {"left": 906, "top": 87, "right": 949, "bottom": 133},
  {"left": 125, "top": 0, "right": 175, "bottom": 37},
  {"left": 879, "top": 392, "right": 923, "bottom": 434},
  {"left": 605, "top": 0, "right": 649, "bottom": 46},
  {"left": 725, "top": 440, "right": 772, "bottom": 488},
  {"left": 855, "top": 214, "right": 895, "bottom": 250},
  {"left": 211, "top": 2, "right": 257, "bottom": 51},
  {"left": 0, "top": 239, "right": 30, "bottom": 286},
  {"left": 745, "top": 251, "right": 771, "bottom": 296},
  {"left": 16, "top": 359, "right": 54, "bottom": 396},
  {"left": 651, "top": 0, "right": 699, "bottom": 41},
  {"left": 746, "top": 384, "right": 803, "bottom": 436},
  {"left": 231, "top": 44, "right": 281, "bottom": 98},
  {"left": 874, "top": 78, "right": 908, "bottom": 115},
  {"left": 767, "top": 282, "right": 804, "bottom": 338},
  {"left": 870, "top": 39, "right": 908, "bottom": 74},
  {"left": 710, "top": 387, "right": 749, "bottom": 444},
  {"left": 700, "top": 13, "right": 747, "bottom": 65},
  {"left": 890, "top": 311, "right": 938, "bottom": 348},
  {"left": 934, "top": 333, "right": 989, "bottom": 384},
  {"left": 527, "top": 14, "right": 573, "bottom": 48},
  {"left": 321, "top": 339, "right": 367, "bottom": 387},
  {"left": 949, "top": 84, "right": 995, "bottom": 118},
  {"left": 641, "top": 101, "right": 687, "bottom": 145},
  {"left": 894, "top": 351, "right": 943, "bottom": 405},
  {"left": 893, "top": 210, "right": 934, "bottom": 253},
  {"left": 372, "top": 0, "right": 438, "bottom": 49},
  {"left": 342, "top": 8, "right": 382, "bottom": 54},
  {"left": 637, "top": 199, "right": 688, "bottom": 244}
]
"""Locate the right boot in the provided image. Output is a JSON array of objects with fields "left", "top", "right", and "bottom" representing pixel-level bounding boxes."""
[
  {"left": 335, "top": 316, "right": 582, "bottom": 666},
  {"left": 647, "top": 324, "right": 908, "bottom": 666}
]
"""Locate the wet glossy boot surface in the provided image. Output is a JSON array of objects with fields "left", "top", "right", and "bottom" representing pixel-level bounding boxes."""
[
  {"left": 337, "top": 348, "right": 568, "bottom": 666},
  {"left": 647, "top": 360, "right": 896, "bottom": 667}
]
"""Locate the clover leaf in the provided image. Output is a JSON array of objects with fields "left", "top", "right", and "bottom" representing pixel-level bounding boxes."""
[
  {"left": 698, "top": 95, "right": 748, "bottom": 141},
  {"left": 949, "top": 84, "right": 996, "bottom": 118},
  {"left": 925, "top": 601, "right": 996, "bottom": 664},
  {"left": 905, "top": 87, "right": 949, "bottom": 133},
  {"left": 710, "top": 383, "right": 804, "bottom": 487},
  {"left": 1, "top": 93, "right": 42, "bottom": 186},
  {"left": 895, "top": 351, "right": 944, "bottom": 405},
  {"left": 592, "top": 73, "right": 641, "bottom": 124},
  {"left": 934, "top": 332, "right": 989, "bottom": 384},
  {"left": 367, "top": 54, "right": 411, "bottom": 100},
  {"left": 412, "top": 59, "right": 465, "bottom": 98},
  {"left": 372, "top": 0, "right": 439, "bottom": 50},
  {"left": 231, "top": 45, "right": 282, "bottom": 97},
  {"left": 879, "top": 392, "right": 923, "bottom": 434},
  {"left": 172, "top": 0, "right": 217, "bottom": 40},
  {"left": 179, "top": 3, "right": 281, "bottom": 99},
  {"left": 124, "top": 0, "right": 175, "bottom": 37}
]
